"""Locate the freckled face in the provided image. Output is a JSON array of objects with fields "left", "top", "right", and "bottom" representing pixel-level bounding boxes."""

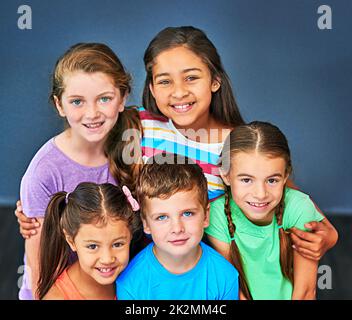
[{"left": 55, "top": 71, "right": 126, "bottom": 144}]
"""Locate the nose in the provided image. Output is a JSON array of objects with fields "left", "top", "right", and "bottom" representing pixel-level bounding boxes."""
[
  {"left": 85, "top": 101, "right": 100, "bottom": 119},
  {"left": 253, "top": 182, "right": 268, "bottom": 200},
  {"left": 99, "top": 248, "right": 116, "bottom": 265},
  {"left": 171, "top": 217, "right": 185, "bottom": 234},
  {"left": 171, "top": 81, "right": 189, "bottom": 99}
]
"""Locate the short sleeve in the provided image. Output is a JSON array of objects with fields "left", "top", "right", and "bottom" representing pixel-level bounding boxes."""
[
  {"left": 283, "top": 189, "right": 324, "bottom": 231},
  {"left": 205, "top": 197, "right": 232, "bottom": 244},
  {"left": 20, "top": 161, "right": 59, "bottom": 218}
]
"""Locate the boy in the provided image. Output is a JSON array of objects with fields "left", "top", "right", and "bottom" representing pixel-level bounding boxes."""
[{"left": 116, "top": 155, "right": 239, "bottom": 300}]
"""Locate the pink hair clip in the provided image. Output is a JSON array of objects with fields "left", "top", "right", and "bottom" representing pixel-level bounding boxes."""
[{"left": 122, "top": 186, "right": 140, "bottom": 211}]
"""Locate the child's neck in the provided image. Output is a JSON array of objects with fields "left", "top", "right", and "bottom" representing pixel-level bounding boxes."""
[
  {"left": 153, "top": 244, "right": 203, "bottom": 274},
  {"left": 173, "top": 114, "right": 232, "bottom": 144},
  {"left": 55, "top": 129, "right": 107, "bottom": 167},
  {"left": 68, "top": 261, "right": 115, "bottom": 300}
]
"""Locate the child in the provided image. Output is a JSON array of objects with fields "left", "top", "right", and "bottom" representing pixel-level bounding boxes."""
[
  {"left": 139, "top": 26, "right": 337, "bottom": 263},
  {"left": 116, "top": 154, "right": 239, "bottom": 300},
  {"left": 37, "top": 182, "right": 141, "bottom": 300},
  {"left": 17, "top": 26, "right": 337, "bottom": 266},
  {"left": 18, "top": 43, "right": 141, "bottom": 300},
  {"left": 205, "top": 121, "right": 324, "bottom": 300}
]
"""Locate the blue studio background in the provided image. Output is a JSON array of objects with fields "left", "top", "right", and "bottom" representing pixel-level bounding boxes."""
[{"left": 0, "top": 0, "right": 352, "bottom": 300}]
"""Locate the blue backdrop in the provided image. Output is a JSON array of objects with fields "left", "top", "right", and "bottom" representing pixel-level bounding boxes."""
[{"left": 0, "top": 0, "right": 351, "bottom": 214}]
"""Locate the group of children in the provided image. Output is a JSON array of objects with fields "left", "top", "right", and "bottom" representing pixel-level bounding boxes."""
[{"left": 16, "top": 26, "right": 338, "bottom": 300}]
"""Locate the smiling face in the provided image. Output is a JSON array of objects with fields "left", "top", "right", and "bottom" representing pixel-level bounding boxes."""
[
  {"left": 142, "top": 187, "right": 209, "bottom": 265},
  {"left": 65, "top": 218, "right": 131, "bottom": 286},
  {"left": 223, "top": 151, "right": 289, "bottom": 226},
  {"left": 55, "top": 71, "right": 125, "bottom": 145},
  {"left": 149, "top": 46, "right": 220, "bottom": 131}
]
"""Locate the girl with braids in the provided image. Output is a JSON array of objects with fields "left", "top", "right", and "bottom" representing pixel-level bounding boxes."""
[
  {"left": 37, "top": 182, "right": 141, "bottom": 300},
  {"left": 15, "top": 43, "right": 142, "bottom": 299},
  {"left": 205, "top": 121, "right": 324, "bottom": 300}
]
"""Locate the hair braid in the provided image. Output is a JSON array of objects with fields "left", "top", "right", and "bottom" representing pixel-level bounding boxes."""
[{"left": 224, "top": 186, "right": 252, "bottom": 300}]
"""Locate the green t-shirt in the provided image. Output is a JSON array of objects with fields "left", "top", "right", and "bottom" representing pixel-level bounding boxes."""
[{"left": 205, "top": 187, "right": 324, "bottom": 300}]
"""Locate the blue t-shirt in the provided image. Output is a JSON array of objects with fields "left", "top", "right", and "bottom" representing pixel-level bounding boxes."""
[{"left": 116, "top": 242, "right": 239, "bottom": 300}]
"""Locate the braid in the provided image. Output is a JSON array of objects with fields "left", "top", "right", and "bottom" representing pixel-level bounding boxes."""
[
  {"left": 224, "top": 186, "right": 252, "bottom": 300},
  {"left": 275, "top": 188, "right": 294, "bottom": 283}
]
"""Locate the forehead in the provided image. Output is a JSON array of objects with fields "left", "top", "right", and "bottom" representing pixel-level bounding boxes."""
[
  {"left": 152, "top": 46, "right": 208, "bottom": 73},
  {"left": 144, "top": 188, "right": 203, "bottom": 215},
  {"left": 231, "top": 152, "right": 287, "bottom": 176},
  {"left": 75, "top": 218, "right": 130, "bottom": 241},
  {"left": 62, "top": 71, "right": 117, "bottom": 94}
]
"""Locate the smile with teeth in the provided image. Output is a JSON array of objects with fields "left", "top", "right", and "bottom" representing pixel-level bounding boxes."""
[
  {"left": 83, "top": 122, "right": 104, "bottom": 128},
  {"left": 96, "top": 267, "right": 116, "bottom": 273},
  {"left": 247, "top": 202, "right": 270, "bottom": 208},
  {"left": 171, "top": 102, "right": 195, "bottom": 109}
]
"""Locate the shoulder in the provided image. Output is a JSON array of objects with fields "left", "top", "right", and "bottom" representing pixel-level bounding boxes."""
[
  {"left": 138, "top": 106, "right": 168, "bottom": 122},
  {"left": 117, "top": 245, "right": 151, "bottom": 283},
  {"left": 283, "top": 188, "right": 324, "bottom": 230},
  {"left": 202, "top": 242, "right": 238, "bottom": 277},
  {"left": 42, "top": 284, "right": 65, "bottom": 300}
]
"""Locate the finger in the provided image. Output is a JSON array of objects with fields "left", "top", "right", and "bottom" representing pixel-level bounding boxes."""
[
  {"left": 18, "top": 220, "right": 39, "bottom": 231},
  {"left": 20, "top": 227, "right": 37, "bottom": 236},
  {"left": 304, "top": 221, "right": 322, "bottom": 231},
  {"left": 290, "top": 227, "right": 317, "bottom": 242},
  {"left": 292, "top": 245, "right": 320, "bottom": 261},
  {"left": 290, "top": 233, "right": 319, "bottom": 253}
]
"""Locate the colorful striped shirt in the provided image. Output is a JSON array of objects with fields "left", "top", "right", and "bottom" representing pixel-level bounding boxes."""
[{"left": 139, "top": 107, "right": 225, "bottom": 201}]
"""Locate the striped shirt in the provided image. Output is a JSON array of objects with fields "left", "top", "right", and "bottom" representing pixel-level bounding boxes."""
[{"left": 139, "top": 107, "right": 225, "bottom": 201}]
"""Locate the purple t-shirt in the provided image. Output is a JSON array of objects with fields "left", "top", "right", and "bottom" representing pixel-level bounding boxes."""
[{"left": 19, "top": 138, "right": 117, "bottom": 300}]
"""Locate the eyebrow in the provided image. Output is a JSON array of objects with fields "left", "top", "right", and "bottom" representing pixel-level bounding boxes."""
[
  {"left": 237, "top": 173, "right": 283, "bottom": 179},
  {"left": 66, "top": 91, "right": 115, "bottom": 99},
  {"left": 154, "top": 68, "right": 202, "bottom": 80},
  {"left": 83, "top": 236, "right": 128, "bottom": 243}
]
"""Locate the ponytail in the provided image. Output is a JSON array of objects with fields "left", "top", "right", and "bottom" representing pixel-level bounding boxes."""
[
  {"left": 37, "top": 192, "right": 70, "bottom": 300},
  {"left": 275, "top": 190, "right": 294, "bottom": 284},
  {"left": 105, "top": 106, "right": 143, "bottom": 193},
  {"left": 224, "top": 186, "right": 252, "bottom": 300}
]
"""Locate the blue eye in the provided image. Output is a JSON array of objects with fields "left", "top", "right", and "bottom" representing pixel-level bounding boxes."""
[
  {"left": 71, "top": 99, "right": 82, "bottom": 106},
  {"left": 100, "top": 96, "right": 111, "bottom": 103},
  {"left": 186, "top": 76, "right": 198, "bottom": 81},
  {"left": 157, "top": 79, "right": 170, "bottom": 86},
  {"left": 183, "top": 211, "right": 193, "bottom": 217},
  {"left": 87, "top": 244, "right": 98, "bottom": 250},
  {"left": 157, "top": 215, "right": 168, "bottom": 221}
]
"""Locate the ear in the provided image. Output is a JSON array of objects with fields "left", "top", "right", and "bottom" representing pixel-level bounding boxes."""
[
  {"left": 219, "top": 168, "right": 231, "bottom": 186},
  {"left": 283, "top": 172, "right": 290, "bottom": 185},
  {"left": 211, "top": 78, "right": 221, "bottom": 93},
  {"left": 142, "top": 217, "right": 151, "bottom": 235},
  {"left": 149, "top": 83, "right": 156, "bottom": 98},
  {"left": 54, "top": 96, "right": 66, "bottom": 118},
  {"left": 118, "top": 93, "right": 127, "bottom": 113},
  {"left": 63, "top": 229, "right": 76, "bottom": 252},
  {"left": 203, "top": 203, "right": 210, "bottom": 228}
]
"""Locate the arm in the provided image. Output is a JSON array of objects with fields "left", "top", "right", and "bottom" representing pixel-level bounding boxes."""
[
  {"left": 24, "top": 219, "right": 44, "bottom": 299},
  {"left": 290, "top": 218, "right": 338, "bottom": 261},
  {"left": 291, "top": 250, "right": 318, "bottom": 300},
  {"left": 15, "top": 200, "right": 41, "bottom": 239}
]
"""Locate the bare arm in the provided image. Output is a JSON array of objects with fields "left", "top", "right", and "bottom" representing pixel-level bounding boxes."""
[
  {"left": 25, "top": 218, "right": 44, "bottom": 299},
  {"left": 291, "top": 249, "right": 318, "bottom": 300}
]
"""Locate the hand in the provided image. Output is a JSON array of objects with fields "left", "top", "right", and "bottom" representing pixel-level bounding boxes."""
[
  {"left": 14, "top": 200, "right": 41, "bottom": 239},
  {"left": 290, "top": 219, "right": 338, "bottom": 261}
]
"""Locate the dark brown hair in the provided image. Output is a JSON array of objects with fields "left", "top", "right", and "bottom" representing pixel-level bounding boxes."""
[
  {"left": 220, "top": 121, "right": 293, "bottom": 300},
  {"left": 142, "top": 26, "right": 245, "bottom": 128},
  {"left": 50, "top": 43, "right": 143, "bottom": 190},
  {"left": 136, "top": 154, "right": 208, "bottom": 219},
  {"left": 37, "top": 182, "right": 141, "bottom": 300}
]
